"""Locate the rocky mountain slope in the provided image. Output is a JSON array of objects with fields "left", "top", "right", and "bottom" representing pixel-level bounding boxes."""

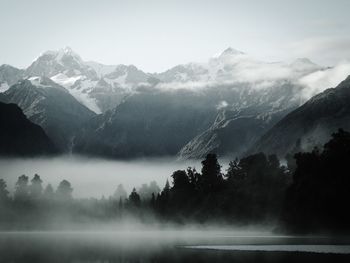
[
  {"left": 0, "top": 64, "right": 24, "bottom": 92},
  {"left": 70, "top": 48, "right": 333, "bottom": 159},
  {"left": 0, "top": 77, "right": 95, "bottom": 151},
  {"left": 1, "top": 46, "right": 347, "bottom": 159},
  {"left": 0, "top": 102, "right": 57, "bottom": 156},
  {"left": 251, "top": 75, "right": 350, "bottom": 157},
  {"left": 25, "top": 47, "right": 152, "bottom": 113},
  {"left": 73, "top": 88, "right": 218, "bottom": 158}
]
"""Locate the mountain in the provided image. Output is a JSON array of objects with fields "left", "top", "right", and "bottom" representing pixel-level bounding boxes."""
[
  {"left": 22, "top": 46, "right": 327, "bottom": 115},
  {"left": 0, "top": 64, "right": 24, "bottom": 92},
  {"left": 0, "top": 102, "right": 57, "bottom": 156},
  {"left": 251, "top": 75, "right": 350, "bottom": 157},
  {"left": 178, "top": 81, "right": 303, "bottom": 159},
  {"left": 1, "top": 46, "right": 341, "bottom": 159},
  {"left": 25, "top": 47, "right": 152, "bottom": 113},
  {"left": 71, "top": 47, "right": 329, "bottom": 159},
  {"left": 26, "top": 47, "right": 97, "bottom": 79},
  {"left": 73, "top": 88, "right": 218, "bottom": 158},
  {"left": 174, "top": 48, "right": 327, "bottom": 159},
  {"left": 289, "top": 58, "right": 321, "bottom": 74},
  {"left": 0, "top": 77, "right": 96, "bottom": 151},
  {"left": 153, "top": 63, "right": 209, "bottom": 83},
  {"left": 73, "top": 80, "right": 304, "bottom": 159}
]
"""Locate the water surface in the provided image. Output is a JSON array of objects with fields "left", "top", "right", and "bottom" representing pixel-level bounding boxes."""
[{"left": 1, "top": 231, "right": 350, "bottom": 263}]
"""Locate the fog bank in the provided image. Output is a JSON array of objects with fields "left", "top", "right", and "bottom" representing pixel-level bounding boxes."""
[{"left": 0, "top": 155, "right": 204, "bottom": 198}]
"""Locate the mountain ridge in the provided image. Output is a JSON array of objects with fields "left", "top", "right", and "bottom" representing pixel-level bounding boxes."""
[
  {"left": 1, "top": 47, "right": 349, "bottom": 159},
  {"left": 0, "top": 77, "right": 96, "bottom": 151},
  {"left": 0, "top": 101, "right": 57, "bottom": 156},
  {"left": 250, "top": 75, "right": 350, "bottom": 158}
]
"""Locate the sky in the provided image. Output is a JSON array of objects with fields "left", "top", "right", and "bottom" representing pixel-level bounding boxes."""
[{"left": 0, "top": 0, "right": 349, "bottom": 72}]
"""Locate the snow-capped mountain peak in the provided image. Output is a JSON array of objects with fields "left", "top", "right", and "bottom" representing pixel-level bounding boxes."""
[
  {"left": 41, "top": 46, "right": 82, "bottom": 63},
  {"left": 289, "top": 57, "right": 321, "bottom": 73},
  {"left": 19, "top": 46, "right": 332, "bottom": 117},
  {"left": 85, "top": 61, "right": 117, "bottom": 77},
  {"left": 220, "top": 47, "right": 245, "bottom": 57},
  {"left": 26, "top": 46, "right": 93, "bottom": 79},
  {"left": 56, "top": 46, "right": 82, "bottom": 63}
]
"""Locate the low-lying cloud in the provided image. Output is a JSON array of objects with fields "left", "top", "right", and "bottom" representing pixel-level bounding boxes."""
[
  {"left": 152, "top": 53, "right": 350, "bottom": 104},
  {"left": 288, "top": 36, "right": 350, "bottom": 66},
  {"left": 0, "top": 156, "right": 201, "bottom": 198},
  {"left": 299, "top": 62, "right": 350, "bottom": 100}
]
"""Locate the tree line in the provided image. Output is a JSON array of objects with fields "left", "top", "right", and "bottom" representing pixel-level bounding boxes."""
[{"left": 1, "top": 129, "right": 350, "bottom": 233}]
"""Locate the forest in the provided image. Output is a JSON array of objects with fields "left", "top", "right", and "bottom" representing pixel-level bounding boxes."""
[{"left": 1, "top": 129, "right": 350, "bottom": 234}]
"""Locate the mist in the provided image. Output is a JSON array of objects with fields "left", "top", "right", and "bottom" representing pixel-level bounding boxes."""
[
  {"left": 1, "top": 137, "right": 350, "bottom": 262},
  {"left": 0, "top": 155, "right": 204, "bottom": 198}
]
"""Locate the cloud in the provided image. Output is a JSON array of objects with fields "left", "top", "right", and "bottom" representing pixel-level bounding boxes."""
[
  {"left": 288, "top": 37, "right": 350, "bottom": 65},
  {"left": 298, "top": 62, "right": 350, "bottom": 100},
  {"left": 155, "top": 55, "right": 320, "bottom": 92},
  {"left": 216, "top": 100, "right": 228, "bottom": 110},
  {"left": 148, "top": 51, "right": 349, "bottom": 105}
]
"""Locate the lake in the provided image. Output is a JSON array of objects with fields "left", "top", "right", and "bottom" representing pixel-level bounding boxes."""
[{"left": 1, "top": 231, "right": 350, "bottom": 263}]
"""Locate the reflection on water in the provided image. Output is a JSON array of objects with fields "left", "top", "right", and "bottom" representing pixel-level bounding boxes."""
[
  {"left": 186, "top": 244, "right": 350, "bottom": 254},
  {"left": 1, "top": 231, "right": 350, "bottom": 263}
]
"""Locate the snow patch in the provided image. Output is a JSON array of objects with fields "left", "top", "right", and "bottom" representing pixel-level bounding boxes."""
[
  {"left": 85, "top": 61, "right": 117, "bottom": 77},
  {"left": 216, "top": 100, "right": 229, "bottom": 110},
  {"left": 68, "top": 86, "right": 101, "bottom": 114},
  {"left": 0, "top": 82, "right": 9, "bottom": 92},
  {"left": 51, "top": 73, "right": 82, "bottom": 87},
  {"left": 28, "top": 77, "right": 50, "bottom": 88}
]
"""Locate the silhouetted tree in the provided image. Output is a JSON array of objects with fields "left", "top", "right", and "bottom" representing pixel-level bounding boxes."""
[
  {"left": 149, "top": 181, "right": 161, "bottom": 197},
  {"left": 113, "top": 184, "right": 127, "bottom": 201},
  {"left": 30, "top": 174, "right": 43, "bottom": 200},
  {"left": 43, "top": 184, "right": 55, "bottom": 200},
  {"left": 162, "top": 179, "right": 170, "bottom": 199},
  {"left": 14, "top": 175, "right": 29, "bottom": 202},
  {"left": 170, "top": 170, "right": 193, "bottom": 213},
  {"left": 187, "top": 167, "right": 200, "bottom": 191},
  {"left": 56, "top": 180, "right": 73, "bottom": 201},
  {"left": 150, "top": 193, "right": 156, "bottom": 209},
  {"left": 282, "top": 129, "right": 350, "bottom": 233},
  {"left": 129, "top": 188, "right": 141, "bottom": 207},
  {"left": 138, "top": 183, "right": 152, "bottom": 201},
  {"left": 136, "top": 182, "right": 161, "bottom": 203},
  {"left": 222, "top": 153, "right": 288, "bottom": 222},
  {"left": 156, "top": 180, "right": 171, "bottom": 214},
  {"left": 226, "top": 158, "right": 244, "bottom": 182},
  {"left": 118, "top": 197, "right": 124, "bottom": 211},
  {"left": 171, "top": 170, "right": 190, "bottom": 191},
  {"left": 201, "top": 154, "right": 223, "bottom": 192},
  {"left": 0, "top": 178, "right": 9, "bottom": 203}
]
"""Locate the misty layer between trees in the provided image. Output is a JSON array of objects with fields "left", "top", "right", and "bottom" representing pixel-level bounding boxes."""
[{"left": 0, "top": 129, "right": 350, "bottom": 234}]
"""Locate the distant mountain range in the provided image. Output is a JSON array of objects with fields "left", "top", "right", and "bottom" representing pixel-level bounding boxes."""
[{"left": 0, "top": 47, "right": 349, "bottom": 159}]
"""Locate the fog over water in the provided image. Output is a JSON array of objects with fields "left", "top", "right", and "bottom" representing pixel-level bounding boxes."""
[
  {"left": 2, "top": 156, "right": 350, "bottom": 263},
  {"left": 0, "top": 155, "right": 210, "bottom": 198}
]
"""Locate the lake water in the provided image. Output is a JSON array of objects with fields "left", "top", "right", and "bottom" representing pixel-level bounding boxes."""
[
  {"left": 1, "top": 231, "right": 350, "bottom": 263},
  {"left": 1, "top": 157, "right": 349, "bottom": 262}
]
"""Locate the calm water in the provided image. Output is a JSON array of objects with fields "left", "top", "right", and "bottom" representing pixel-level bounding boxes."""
[{"left": 0, "top": 231, "right": 350, "bottom": 263}]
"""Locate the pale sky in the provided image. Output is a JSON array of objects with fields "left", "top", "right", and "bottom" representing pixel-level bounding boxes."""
[{"left": 0, "top": 0, "right": 349, "bottom": 72}]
